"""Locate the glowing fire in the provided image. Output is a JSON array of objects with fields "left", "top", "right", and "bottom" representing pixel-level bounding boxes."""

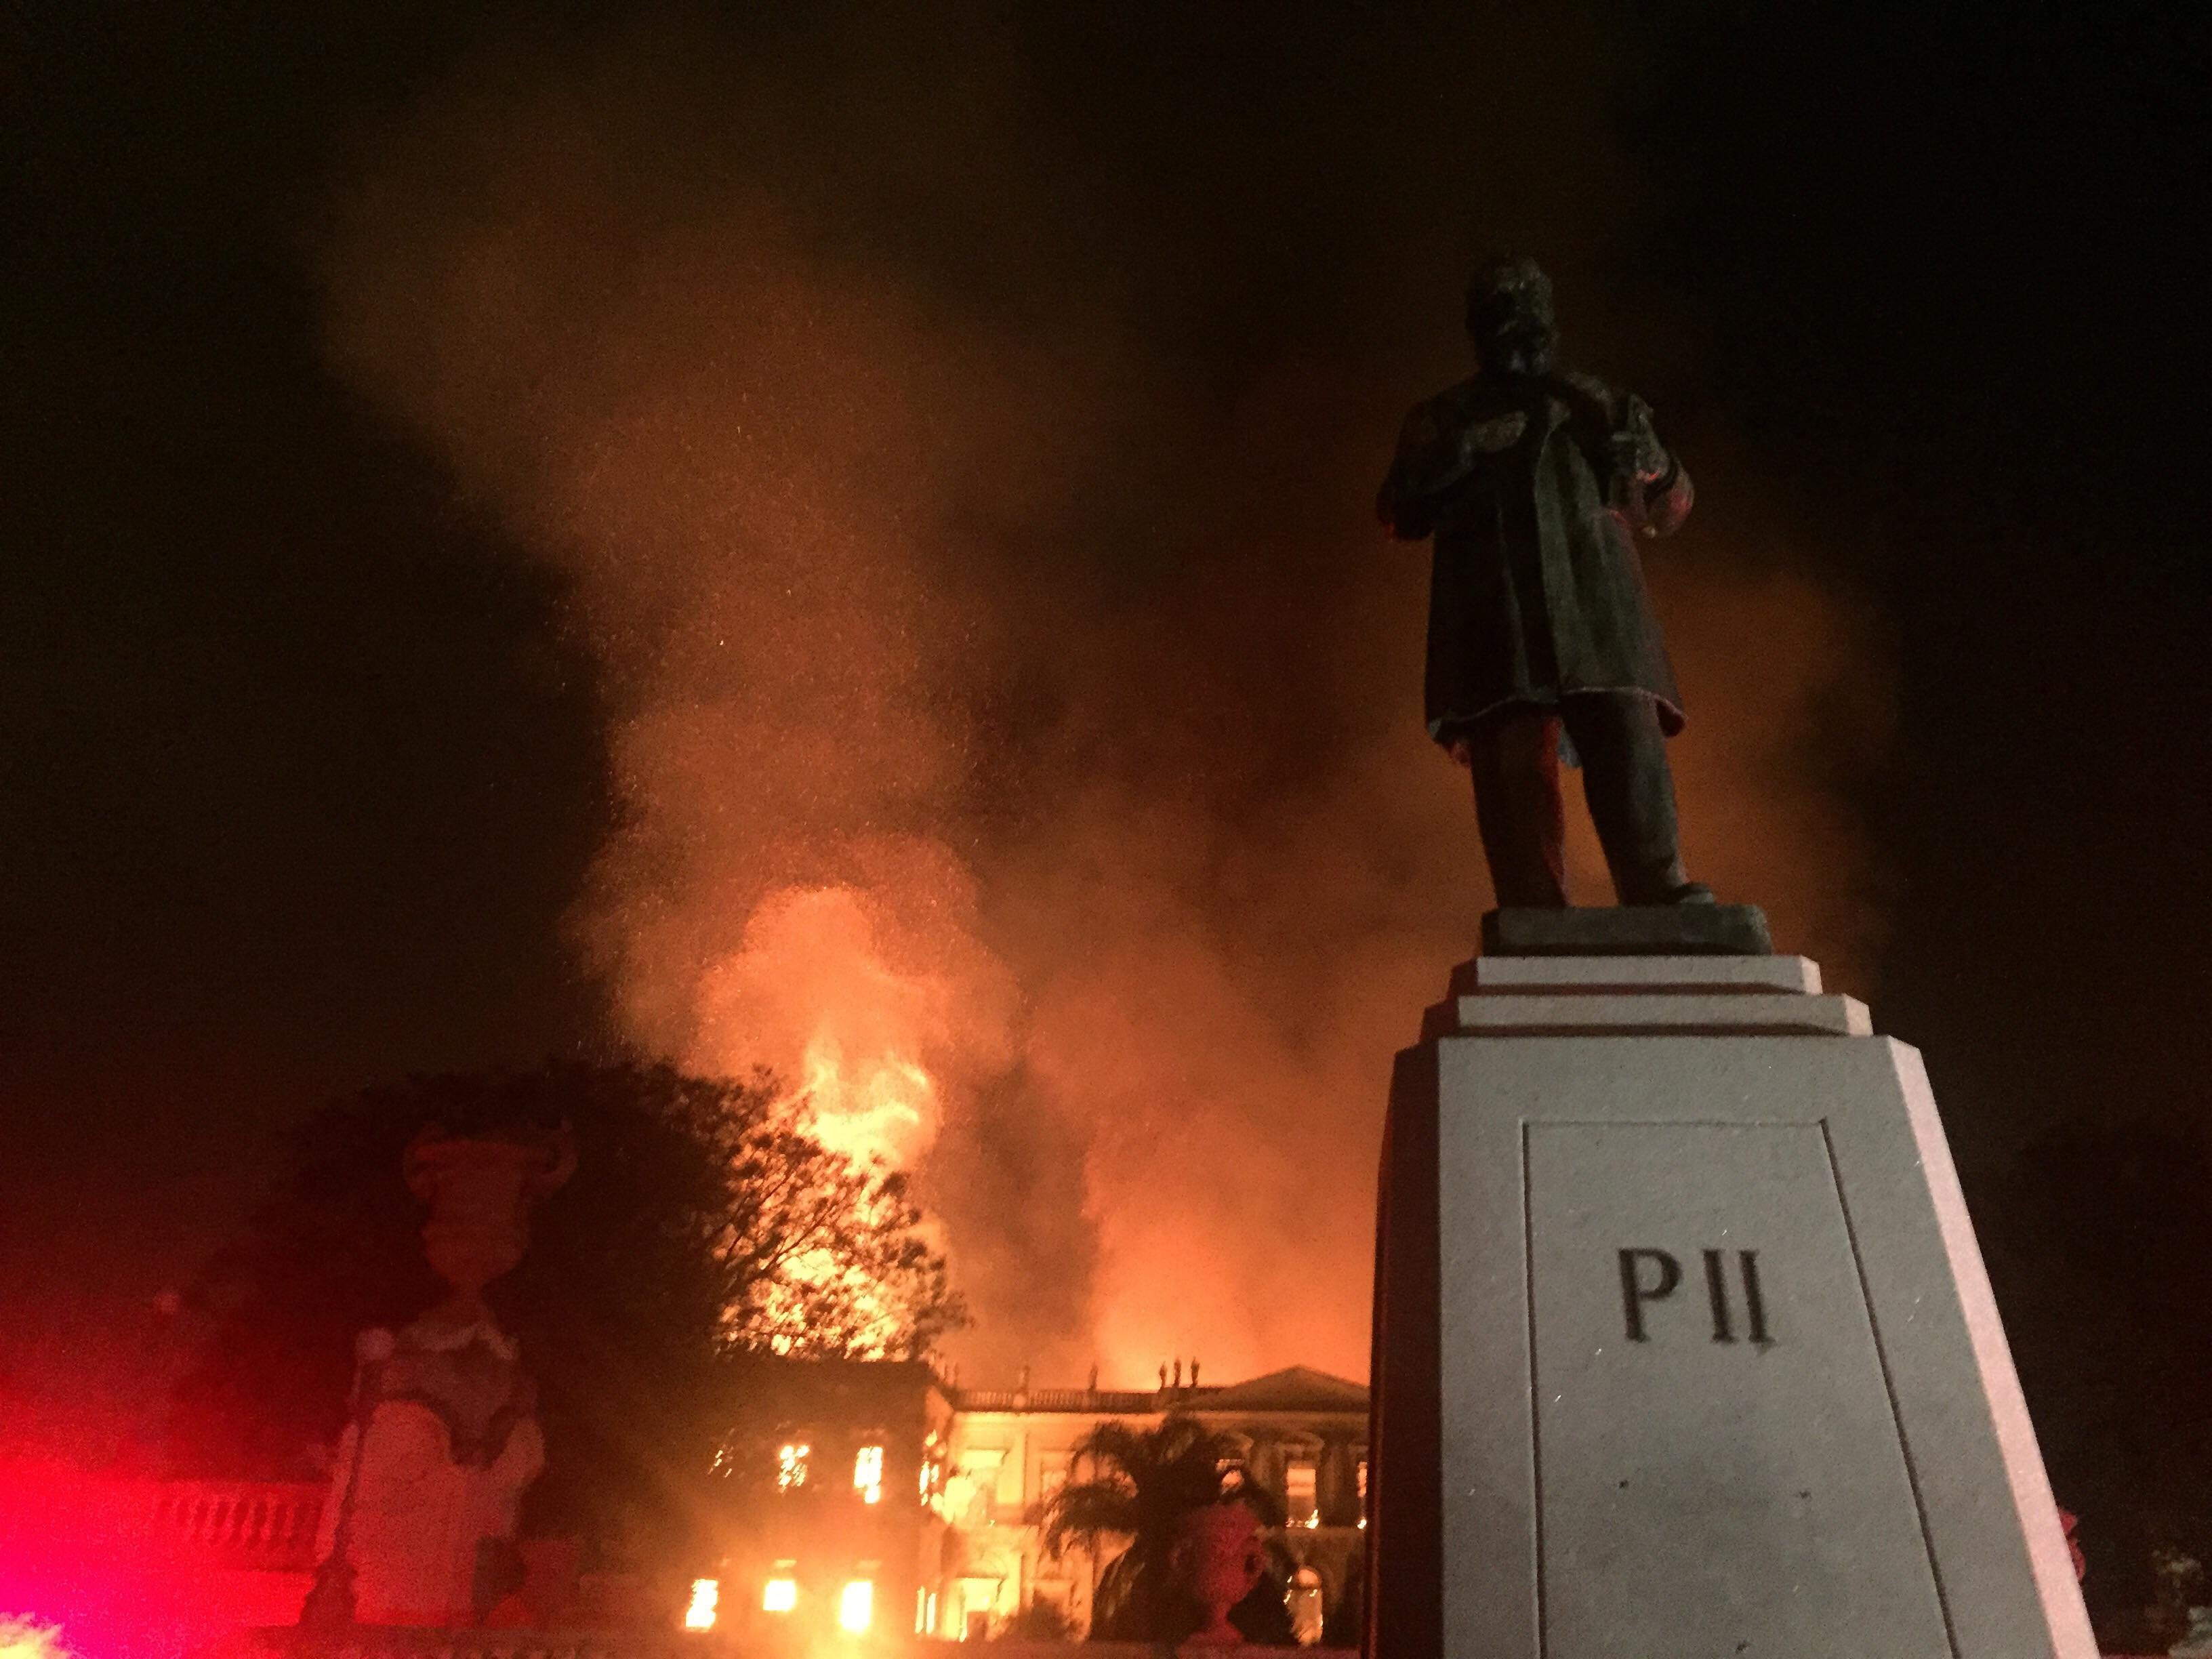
[
  {"left": 853, "top": 1443, "right": 884, "bottom": 1504},
  {"left": 767, "top": 994, "right": 941, "bottom": 1357},
  {"left": 792, "top": 1032, "right": 935, "bottom": 1168},
  {"left": 753, "top": 952, "right": 941, "bottom": 1357},
  {"left": 837, "top": 1580, "right": 874, "bottom": 1635},
  {"left": 777, "top": 1443, "right": 810, "bottom": 1490},
  {"left": 0, "top": 1620, "right": 69, "bottom": 1659},
  {"left": 687, "top": 880, "right": 996, "bottom": 1174},
  {"left": 758, "top": 1187, "right": 914, "bottom": 1357},
  {"left": 683, "top": 1579, "right": 719, "bottom": 1631},
  {"left": 680, "top": 878, "right": 1003, "bottom": 1356}
]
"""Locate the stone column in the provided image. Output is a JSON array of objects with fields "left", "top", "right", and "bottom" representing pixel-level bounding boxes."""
[{"left": 1367, "top": 931, "right": 2095, "bottom": 1659}]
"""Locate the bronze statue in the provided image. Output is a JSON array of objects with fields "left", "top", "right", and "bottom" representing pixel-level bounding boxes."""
[{"left": 1378, "top": 255, "right": 1709, "bottom": 908}]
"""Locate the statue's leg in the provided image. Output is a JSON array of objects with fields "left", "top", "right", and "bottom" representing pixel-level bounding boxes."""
[
  {"left": 1465, "top": 708, "right": 1569, "bottom": 907},
  {"left": 1563, "top": 692, "right": 1694, "bottom": 904}
]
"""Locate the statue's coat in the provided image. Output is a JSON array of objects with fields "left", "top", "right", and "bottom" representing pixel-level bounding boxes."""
[{"left": 1377, "top": 370, "right": 1694, "bottom": 744}]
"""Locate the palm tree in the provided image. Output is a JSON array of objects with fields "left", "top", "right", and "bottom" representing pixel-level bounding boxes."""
[{"left": 1037, "top": 1413, "right": 1290, "bottom": 1642}]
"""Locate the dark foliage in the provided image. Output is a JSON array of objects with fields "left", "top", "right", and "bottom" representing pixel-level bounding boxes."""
[
  {"left": 1996, "top": 1121, "right": 2212, "bottom": 1617},
  {"left": 996, "top": 1599, "right": 1078, "bottom": 1642},
  {"left": 165, "top": 1060, "right": 964, "bottom": 1552}
]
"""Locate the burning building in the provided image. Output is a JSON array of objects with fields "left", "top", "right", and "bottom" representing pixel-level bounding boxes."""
[
  {"left": 702, "top": 1359, "right": 1368, "bottom": 1643},
  {"left": 703, "top": 1359, "right": 953, "bottom": 1647}
]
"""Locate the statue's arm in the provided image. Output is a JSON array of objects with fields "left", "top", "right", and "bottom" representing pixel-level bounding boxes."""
[
  {"left": 1622, "top": 393, "right": 1694, "bottom": 539},
  {"left": 1376, "top": 401, "right": 1461, "bottom": 540},
  {"left": 1640, "top": 449, "right": 1694, "bottom": 538}
]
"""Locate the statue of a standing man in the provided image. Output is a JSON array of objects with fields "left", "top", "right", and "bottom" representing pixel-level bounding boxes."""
[{"left": 1378, "top": 255, "right": 1710, "bottom": 909}]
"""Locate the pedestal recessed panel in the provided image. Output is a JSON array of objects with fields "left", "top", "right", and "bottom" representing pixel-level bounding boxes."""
[
  {"left": 1375, "top": 964, "right": 2095, "bottom": 1659},
  {"left": 1523, "top": 1121, "right": 1952, "bottom": 1657}
]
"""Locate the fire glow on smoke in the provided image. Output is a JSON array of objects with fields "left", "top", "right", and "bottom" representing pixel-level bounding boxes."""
[
  {"left": 695, "top": 885, "right": 951, "bottom": 1172},
  {"left": 0, "top": 1621, "right": 68, "bottom": 1659},
  {"left": 316, "top": 32, "right": 1895, "bottom": 1386},
  {"left": 691, "top": 881, "right": 974, "bottom": 1359},
  {"left": 721, "top": 889, "right": 937, "bottom": 1159}
]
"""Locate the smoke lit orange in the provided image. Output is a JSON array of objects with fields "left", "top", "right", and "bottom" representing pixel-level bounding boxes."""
[{"left": 316, "top": 54, "right": 1894, "bottom": 1387}]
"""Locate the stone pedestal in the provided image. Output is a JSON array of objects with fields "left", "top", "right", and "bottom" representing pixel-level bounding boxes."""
[
  {"left": 1367, "top": 935, "right": 2094, "bottom": 1659},
  {"left": 312, "top": 1324, "right": 548, "bottom": 1625}
]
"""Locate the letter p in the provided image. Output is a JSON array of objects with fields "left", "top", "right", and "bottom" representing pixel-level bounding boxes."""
[{"left": 1618, "top": 1248, "right": 1682, "bottom": 1342}]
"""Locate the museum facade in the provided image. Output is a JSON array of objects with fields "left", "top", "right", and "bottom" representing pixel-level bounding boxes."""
[{"left": 709, "top": 1359, "right": 1370, "bottom": 1644}]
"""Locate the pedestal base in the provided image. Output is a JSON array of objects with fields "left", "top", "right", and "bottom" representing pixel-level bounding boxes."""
[
  {"left": 1367, "top": 952, "right": 2093, "bottom": 1659},
  {"left": 1481, "top": 903, "right": 1773, "bottom": 958}
]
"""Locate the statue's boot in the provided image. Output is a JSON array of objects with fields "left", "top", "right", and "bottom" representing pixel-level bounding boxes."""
[{"left": 1561, "top": 692, "right": 1704, "bottom": 905}]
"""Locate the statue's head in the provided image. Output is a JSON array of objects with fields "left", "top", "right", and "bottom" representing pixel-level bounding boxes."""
[{"left": 1466, "top": 255, "right": 1557, "bottom": 376}]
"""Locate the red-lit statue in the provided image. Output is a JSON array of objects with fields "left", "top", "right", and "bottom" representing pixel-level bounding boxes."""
[
  {"left": 1378, "top": 256, "right": 1707, "bottom": 909},
  {"left": 304, "top": 1122, "right": 574, "bottom": 1628}
]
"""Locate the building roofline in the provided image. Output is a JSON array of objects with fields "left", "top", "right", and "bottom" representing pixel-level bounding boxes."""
[{"left": 948, "top": 1366, "right": 1368, "bottom": 1416}]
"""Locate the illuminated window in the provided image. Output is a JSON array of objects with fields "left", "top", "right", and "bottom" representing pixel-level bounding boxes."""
[
  {"left": 763, "top": 1575, "right": 798, "bottom": 1614},
  {"left": 778, "top": 1441, "right": 811, "bottom": 1491},
  {"left": 854, "top": 1443, "right": 884, "bottom": 1504},
  {"left": 838, "top": 1579, "right": 875, "bottom": 1633},
  {"left": 1286, "top": 1460, "right": 1319, "bottom": 1528},
  {"left": 684, "top": 1578, "right": 719, "bottom": 1631}
]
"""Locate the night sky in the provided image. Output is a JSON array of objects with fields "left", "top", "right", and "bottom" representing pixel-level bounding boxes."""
[{"left": 4, "top": 0, "right": 2207, "bottom": 1599}]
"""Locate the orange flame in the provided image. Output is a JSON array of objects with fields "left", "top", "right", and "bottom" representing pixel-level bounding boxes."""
[
  {"left": 0, "top": 1621, "right": 69, "bottom": 1659},
  {"left": 685, "top": 880, "right": 996, "bottom": 1174},
  {"left": 791, "top": 1031, "right": 937, "bottom": 1170}
]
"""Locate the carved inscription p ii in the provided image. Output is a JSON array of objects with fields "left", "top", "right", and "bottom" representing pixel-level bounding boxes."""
[{"left": 1618, "top": 1247, "right": 1772, "bottom": 1345}]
